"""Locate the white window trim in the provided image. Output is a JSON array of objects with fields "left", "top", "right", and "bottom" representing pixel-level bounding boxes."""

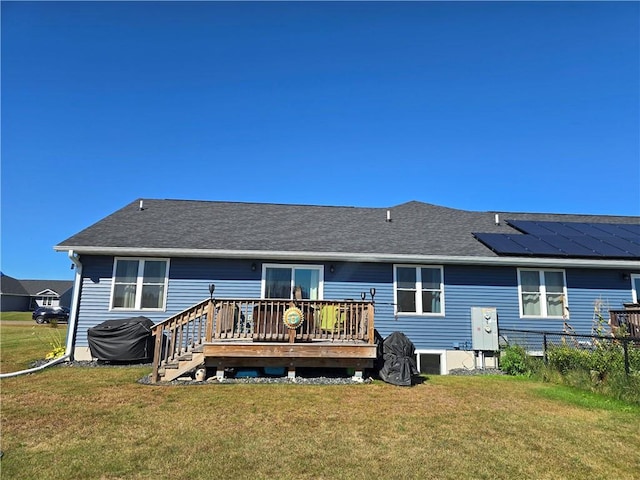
[
  {"left": 517, "top": 268, "right": 568, "bottom": 319},
  {"left": 632, "top": 274, "right": 640, "bottom": 303},
  {"left": 109, "top": 257, "right": 170, "bottom": 311},
  {"left": 393, "top": 264, "right": 445, "bottom": 316},
  {"left": 415, "top": 349, "right": 447, "bottom": 375},
  {"left": 260, "top": 263, "right": 324, "bottom": 300}
]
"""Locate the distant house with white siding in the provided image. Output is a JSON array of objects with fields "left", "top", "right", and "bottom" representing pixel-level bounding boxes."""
[{"left": 0, "top": 273, "right": 73, "bottom": 312}]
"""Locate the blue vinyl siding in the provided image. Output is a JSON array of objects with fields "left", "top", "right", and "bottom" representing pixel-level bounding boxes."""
[
  {"left": 74, "top": 255, "right": 638, "bottom": 351},
  {"left": 387, "top": 266, "right": 517, "bottom": 350},
  {"left": 324, "top": 262, "right": 392, "bottom": 301},
  {"left": 75, "top": 256, "right": 262, "bottom": 348},
  {"left": 564, "top": 269, "right": 635, "bottom": 331},
  {"left": 370, "top": 265, "right": 637, "bottom": 351},
  {"left": 168, "top": 258, "right": 261, "bottom": 307}
]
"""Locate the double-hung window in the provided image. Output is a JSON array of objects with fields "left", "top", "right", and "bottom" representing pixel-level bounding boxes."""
[
  {"left": 262, "top": 264, "right": 323, "bottom": 300},
  {"left": 518, "top": 269, "right": 567, "bottom": 318},
  {"left": 395, "top": 265, "right": 444, "bottom": 315},
  {"left": 111, "top": 258, "right": 169, "bottom": 310}
]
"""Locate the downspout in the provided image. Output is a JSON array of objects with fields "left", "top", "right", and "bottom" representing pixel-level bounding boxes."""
[
  {"left": 0, "top": 250, "right": 82, "bottom": 379},
  {"left": 65, "top": 249, "right": 83, "bottom": 359}
]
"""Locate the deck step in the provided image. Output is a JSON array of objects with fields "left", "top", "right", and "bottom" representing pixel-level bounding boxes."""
[{"left": 158, "top": 352, "right": 206, "bottom": 382}]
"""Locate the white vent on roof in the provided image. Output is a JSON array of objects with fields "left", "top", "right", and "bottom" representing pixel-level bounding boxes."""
[
  {"left": 386, "top": 210, "right": 391, "bottom": 222},
  {"left": 494, "top": 213, "right": 500, "bottom": 225},
  {"left": 139, "top": 200, "right": 144, "bottom": 211}
]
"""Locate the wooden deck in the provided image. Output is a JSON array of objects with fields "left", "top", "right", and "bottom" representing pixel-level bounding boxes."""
[
  {"left": 609, "top": 305, "right": 640, "bottom": 339},
  {"left": 150, "top": 298, "right": 377, "bottom": 382}
]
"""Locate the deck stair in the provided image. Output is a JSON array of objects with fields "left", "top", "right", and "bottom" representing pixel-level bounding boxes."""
[
  {"left": 157, "top": 350, "right": 205, "bottom": 382},
  {"left": 151, "top": 299, "right": 212, "bottom": 383}
]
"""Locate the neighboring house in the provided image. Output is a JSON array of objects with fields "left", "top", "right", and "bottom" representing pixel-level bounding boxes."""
[
  {"left": 0, "top": 273, "right": 73, "bottom": 312},
  {"left": 54, "top": 199, "right": 639, "bottom": 377}
]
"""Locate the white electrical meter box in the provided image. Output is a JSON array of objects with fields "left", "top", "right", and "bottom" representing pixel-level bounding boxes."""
[{"left": 471, "top": 307, "right": 498, "bottom": 351}]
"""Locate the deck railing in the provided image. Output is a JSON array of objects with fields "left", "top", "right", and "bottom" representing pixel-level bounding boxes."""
[
  {"left": 609, "top": 305, "right": 640, "bottom": 339},
  {"left": 150, "top": 298, "right": 374, "bottom": 382},
  {"left": 210, "top": 298, "right": 374, "bottom": 343},
  {"left": 150, "top": 299, "right": 212, "bottom": 383}
]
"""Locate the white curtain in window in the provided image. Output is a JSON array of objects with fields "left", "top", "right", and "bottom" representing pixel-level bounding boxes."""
[
  {"left": 522, "top": 293, "right": 541, "bottom": 316},
  {"left": 521, "top": 271, "right": 541, "bottom": 316},
  {"left": 421, "top": 268, "right": 442, "bottom": 313},
  {"left": 422, "top": 291, "right": 441, "bottom": 313},
  {"left": 122, "top": 285, "right": 137, "bottom": 308},
  {"left": 141, "top": 261, "right": 167, "bottom": 308},
  {"left": 545, "top": 271, "right": 565, "bottom": 316},
  {"left": 114, "top": 260, "right": 139, "bottom": 308}
]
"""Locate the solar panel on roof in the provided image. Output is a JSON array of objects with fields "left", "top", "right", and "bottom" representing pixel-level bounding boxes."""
[
  {"left": 507, "top": 219, "right": 640, "bottom": 238},
  {"left": 585, "top": 223, "right": 640, "bottom": 239},
  {"left": 473, "top": 233, "right": 531, "bottom": 255},
  {"left": 509, "top": 235, "right": 566, "bottom": 255},
  {"left": 596, "top": 236, "right": 640, "bottom": 256},
  {"left": 475, "top": 219, "right": 640, "bottom": 258},
  {"left": 615, "top": 223, "right": 640, "bottom": 236},
  {"left": 506, "top": 220, "right": 549, "bottom": 235},
  {"left": 571, "top": 223, "right": 618, "bottom": 238},
  {"left": 536, "top": 235, "right": 601, "bottom": 256},
  {"left": 539, "top": 221, "right": 586, "bottom": 237},
  {"left": 568, "top": 235, "right": 621, "bottom": 257}
]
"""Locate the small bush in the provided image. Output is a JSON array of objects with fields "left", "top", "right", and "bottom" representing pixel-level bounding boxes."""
[
  {"left": 548, "top": 342, "right": 640, "bottom": 376},
  {"left": 547, "top": 345, "right": 591, "bottom": 374},
  {"left": 500, "top": 344, "right": 539, "bottom": 376},
  {"left": 545, "top": 341, "right": 640, "bottom": 405}
]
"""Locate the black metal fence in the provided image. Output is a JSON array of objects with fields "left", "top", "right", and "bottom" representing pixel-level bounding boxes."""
[{"left": 499, "top": 328, "right": 640, "bottom": 375}]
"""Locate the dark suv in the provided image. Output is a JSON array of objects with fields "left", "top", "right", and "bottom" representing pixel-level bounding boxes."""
[{"left": 32, "top": 306, "right": 70, "bottom": 324}]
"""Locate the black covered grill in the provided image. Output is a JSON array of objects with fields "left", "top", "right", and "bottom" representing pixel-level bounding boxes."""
[{"left": 87, "top": 317, "right": 155, "bottom": 362}]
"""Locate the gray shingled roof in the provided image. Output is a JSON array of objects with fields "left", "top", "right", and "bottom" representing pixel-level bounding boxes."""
[
  {"left": 19, "top": 280, "right": 73, "bottom": 296},
  {"left": 0, "top": 274, "right": 72, "bottom": 296},
  {"left": 0, "top": 274, "right": 29, "bottom": 295},
  {"left": 55, "top": 199, "right": 639, "bottom": 261}
]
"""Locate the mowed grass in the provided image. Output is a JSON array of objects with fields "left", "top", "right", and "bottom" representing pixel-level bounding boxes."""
[
  {"left": 2, "top": 320, "right": 639, "bottom": 479},
  {"left": 0, "top": 322, "right": 68, "bottom": 373},
  {"left": 2, "top": 367, "right": 639, "bottom": 480},
  {"left": 0, "top": 311, "right": 33, "bottom": 322}
]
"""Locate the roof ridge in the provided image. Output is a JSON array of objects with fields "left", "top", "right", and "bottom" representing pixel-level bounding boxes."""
[{"left": 136, "top": 198, "right": 381, "bottom": 210}]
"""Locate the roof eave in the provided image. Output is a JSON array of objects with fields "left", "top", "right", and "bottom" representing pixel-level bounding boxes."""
[{"left": 54, "top": 245, "right": 640, "bottom": 269}]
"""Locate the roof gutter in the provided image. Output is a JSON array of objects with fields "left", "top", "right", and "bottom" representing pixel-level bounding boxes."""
[
  {"left": 0, "top": 250, "right": 82, "bottom": 380},
  {"left": 54, "top": 245, "right": 640, "bottom": 269}
]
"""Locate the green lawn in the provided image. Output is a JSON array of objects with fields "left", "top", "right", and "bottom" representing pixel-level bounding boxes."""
[
  {"left": 2, "top": 370, "right": 639, "bottom": 480},
  {"left": 2, "top": 319, "right": 639, "bottom": 479},
  {"left": 0, "top": 311, "right": 34, "bottom": 321},
  {"left": 0, "top": 321, "right": 68, "bottom": 373}
]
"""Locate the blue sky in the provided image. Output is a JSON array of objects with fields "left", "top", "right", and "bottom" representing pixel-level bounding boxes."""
[{"left": 2, "top": 1, "right": 639, "bottom": 281}]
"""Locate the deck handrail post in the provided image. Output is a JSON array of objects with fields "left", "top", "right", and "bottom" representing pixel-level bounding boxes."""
[
  {"left": 205, "top": 299, "right": 214, "bottom": 342},
  {"left": 151, "top": 326, "right": 164, "bottom": 383},
  {"left": 367, "top": 302, "right": 375, "bottom": 344}
]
